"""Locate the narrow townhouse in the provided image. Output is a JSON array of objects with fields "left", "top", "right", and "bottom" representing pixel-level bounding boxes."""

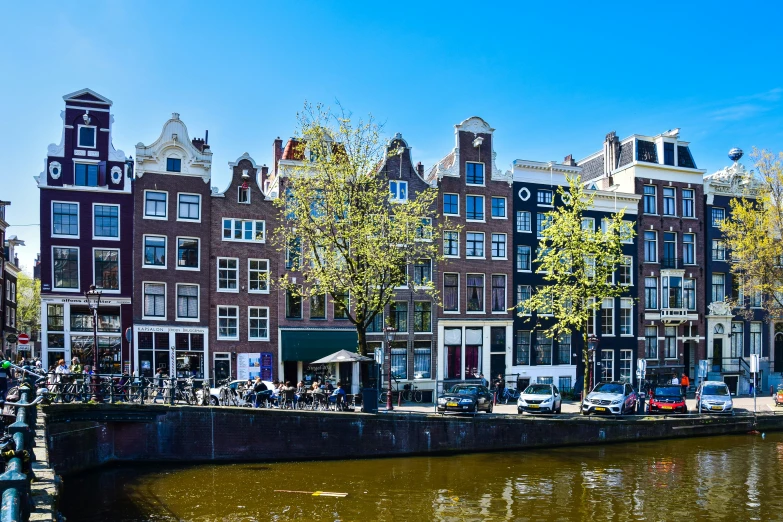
[
  {"left": 4, "top": 236, "right": 25, "bottom": 359},
  {"left": 132, "top": 114, "right": 212, "bottom": 381},
  {"left": 0, "top": 201, "right": 9, "bottom": 355},
  {"left": 37, "top": 89, "right": 134, "bottom": 372}
]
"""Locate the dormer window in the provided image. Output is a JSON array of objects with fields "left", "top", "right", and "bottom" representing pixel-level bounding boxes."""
[
  {"left": 390, "top": 180, "right": 407, "bottom": 202},
  {"left": 167, "top": 158, "right": 181, "bottom": 172},
  {"left": 77, "top": 125, "right": 96, "bottom": 148},
  {"left": 466, "top": 162, "right": 484, "bottom": 185},
  {"left": 663, "top": 142, "right": 675, "bottom": 166}
]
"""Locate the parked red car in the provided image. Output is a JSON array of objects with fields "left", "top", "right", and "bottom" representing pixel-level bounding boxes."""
[{"left": 647, "top": 385, "right": 687, "bottom": 414}]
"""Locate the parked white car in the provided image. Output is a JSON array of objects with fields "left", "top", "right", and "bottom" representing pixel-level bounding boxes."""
[
  {"left": 581, "top": 381, "right": 638, "bottom": 415},
  {"left": 517, "top": 384, "right": 562, "bottom": 414},
  {"left": 695, "top": 381, "right": 734, "bottom": 414},
  {"left": 207, "top": 379, "right": 274, "bottom": 406}
]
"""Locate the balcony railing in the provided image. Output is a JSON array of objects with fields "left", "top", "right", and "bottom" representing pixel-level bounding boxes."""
[
  {"left": 661, "top": 257, "right": 683, "bottom": 269},
  {"left": 710, "top": 357, "right": 750, "bottom": 374}
]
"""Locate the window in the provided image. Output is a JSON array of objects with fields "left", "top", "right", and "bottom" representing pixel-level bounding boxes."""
[
  {"left": 515, "top": 331, "right": 531, "bottom": 365},
  {"left": 443, "top": 194, "right": 459, "bottom": 215},
  {"left": 93, "top": 204, "right": 118, "bottom": 238},
  {"left": 644, "top": 231, "right": 657, "bottom": 263},
  {"left": 78, "top": 125, "right": 96, "bottom": 148},
  {"left": 53, "top": 202, "right": 78, "bottom": 236},
  {"left": 643, "top": 185, "right": 657, "bottom": 214},
  {"left": 413, "top": 259, "right": 432, "bottom": 285},
  {"left": 662, "top": 232, "right": 677, "bottom": 267},
  {"left": 143, "top": 236, "right": 166, "bottom": 267},
  {"left": 712, "top": 240, "right": 726, "bottom": 261},
  {"left": 683, "top": 234, "right": 695, "bottom": 264},
  {"left": 143, "top": 283, "right": 165, "bottom": 318},
  {"left": 619, "top": 256, "right": 632, "bottom": 285},
  {"left": 751, "top": 290, "right": 762, "bottom": 308},
  {"left": 537, "top": 190, "right": 553, "bottom": 205},
  {"left": 166, "top": 158, "right": 181, "bottom": 172},
  {"left": 391, "top": 346, "right": 408, "bottom": 380},
  {"left": 389, "top": 180, "right": 407, "bottom": 201},
  {"left": 516, "top": 211, "right": 531, "bottom": 232},
  {"left": 390, "top": 302, "right": 408, "bottom": 332},
  {"left": 286, "top": 237, "right": 301, "bottom": 270},
  {"left": 620, "top": 299, "right": 633, "bottom": 335},
  {"left": 712, "top": 273, "right": 726, "bottom": 302},
  {"left": 619, "top": 350, "right": 633, "bottom": 383},
  {"left": 645, "top": 277, "right": 658, "bottom": 309},
  {"left": 177, "top": 238, "right": 199, "bottom": 269},
  {"left": 367, "top": 311, "right": 383, "bottom": 333},
  {"left": 310, "top": 294, "right": 326, "bottom": 319},
  {"left": 731, "top": 322, "right": 743, "bottom": 357},
  {"left": 217, "top": 258, "right": 239, "bottom": 291},
  {"left": 414, "top": 302, "right": 432, "bottom": 332},
  {"left": 682, "top": 189, "right": 694, "bottom": 217},
  {"left": 466, "top": 232, "right": 484, "bottom": 257},
  {"left": 444, "top": 231, "right": 459, "bottom": 257},
  {"left": 491, "top": 197, "right": 506, "bottom": 218},
  {"left": 217, "top": 306, "right": 239, "bottom": 340},
  {"left": 248, "top": 307, "right": 269, "bottom": 340},
  {"left": 601, "top": 298, "right": 614, "bottom": 335},
  {"left": 663, "top": 187, "right": 676, "bottom": 216},
  {"left": 587, "top": 299, "right": 596, "bottom": 336},
  {"left": 558, "top": 334, "right": 571, "bottom": 365},
  {"left": 413, "top": 343, "right": 431, "bottom": 379},
  {"left": 581, "top": 217, "right": 595, "bottom": 231},
  {"left": 536, "top": 286, "right": 554, "bottom": 315},
  {"left": 333, "top": 292, "right": 349, "bottom": 319},
  {"left": 665, "top": 326, "right": 677, "bottom": 358},
  {"left": 491, "top": 234, "right": 506, "bottom": 258},
  {"left": 712, "top": 207, "right": 725, "bottom": 227},
  {"left": 47, "top": 304, "right": 64, "bottom": 331},
  {"left": 663, "top": 142, "right": 675, "bottom": 166},
  {"left": 443, "top": 274, "right": 459, "bottom": 312},
  {"left": 517, "top": 246, "right": 532, "bottom": 271},
  {"left": 645, "top": 326, "right": 658, "bottom": 359},
  {"left": 466, "top": 162, "right": 484, "bottom": 185},
  {"left": 491, "top": 275, "right": 506, "bottom": 312},
  {"left": 559, "top": 376, "right": 572, "bottom": 393},
  {"left": 684, "top": 279, "right": 696, "bottom": 310},
  {"left": 248, "top": 259, "right": 269, "bottom": 293},
  {"left": 663, "top": 275, "right": 683, "bottom": 308},
  {"left": 601, "top": 350, "right": 614, "bottom": 382},
  {"left": 414, "top": 218, "right": 433, "bottom": 241},
  {"left": 516, "top": 285, "right": 531, "bottom": 314},
  {"left": 75, "top": 163, "right": 99, "bottom": 187},
  {"left": 467, "top": 274, "right": 484, "bottom": 312},
  {"left": 286, "top": 288, "right": 302, "bottom": 319},
  {"left": 238, "top": 186, "right": 250, "bottom": 204},
  {"left": 53, "top": 247, "right": 79, "bottom": 289},
  {"left": 537, "top": 213, "right": 551, "bottom": 237},
  {"left": 466, "top": 195, "right": 484, "bottom": 220},
  {"left": 145, "top": 191, "right": 167, "bottom": 218},
  {"left": 94, "top": 249, "right": 119, "bottom": 290},
  {"left": 751, "top": 323, "right": 762, "bottom": 355},
  {"left": 222, "top": 218, "right": 265, "bottom": 242},
  {"left": 535, "top": 332, "right": 552, "bottom": 365},
  {"left": 178, "top": 194, "right": 200, "bottom": 220},
  {"left": 176, "top": 284, "right": 199, "bottom": 319}
]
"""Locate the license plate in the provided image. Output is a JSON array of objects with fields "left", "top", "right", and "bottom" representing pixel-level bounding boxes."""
[
  {"left": 595, "top": 407, "right": 606, "bottom": 412},
  {"left": 447, "top": 402, "right": 458, "bottom": 407},
  {"left": 711, "top": 406, "right": 723, "bottom": 411},
  {"left": 529, "top": 404, "right": 539, "bottom": 409},
  {"left": 662, "top": 406, "right": 673, "bottom": 410}
]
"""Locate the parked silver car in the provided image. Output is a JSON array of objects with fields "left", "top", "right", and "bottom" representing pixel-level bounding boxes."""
[
  {"left": 695, "top": 381, "right": 733, "bottom": 414},
  {"left": 517, "top": 384, "right": 562, "bottom": 414},
  {"left": 581, "top": 381, "right": 638, "bottom": 415}
]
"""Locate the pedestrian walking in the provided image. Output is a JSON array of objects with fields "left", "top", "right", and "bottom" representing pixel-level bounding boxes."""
[
  {"left": 494, "top": 374, "right": 505, "bottom": 404},
  {"left": 680, "top": 373, "right": 689, "bottom": 397}
]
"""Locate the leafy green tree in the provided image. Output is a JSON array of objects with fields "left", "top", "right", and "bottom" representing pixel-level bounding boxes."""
[
  {"left": 720, "top": 148, "right": 783, "bottom": 320},
  {"left": 516, "top": 175, "right": 634, "bottom": 394},
  {"left": 271, "top": 103, "right": 447, "bottom": 355},
  {"left": 16, "top": 271, "right": 40, "bottom": 337}
]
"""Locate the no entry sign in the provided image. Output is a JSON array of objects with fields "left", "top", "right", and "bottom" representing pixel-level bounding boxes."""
[{"left": 17, "top": 333, "right": 29, "bottom": 345}]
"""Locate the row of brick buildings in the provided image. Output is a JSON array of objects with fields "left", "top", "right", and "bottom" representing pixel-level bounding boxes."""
[{"left": 36, "top": 89, "right": 777, "bottom": 397}]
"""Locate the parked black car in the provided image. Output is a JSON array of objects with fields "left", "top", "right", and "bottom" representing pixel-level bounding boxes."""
[{"left": 437, "top": 383, "right": 494, "bottom": 414}]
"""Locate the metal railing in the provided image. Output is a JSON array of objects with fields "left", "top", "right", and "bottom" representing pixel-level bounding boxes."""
[{"left": 41, "top": 373, "right": 211, "bottom": 406}]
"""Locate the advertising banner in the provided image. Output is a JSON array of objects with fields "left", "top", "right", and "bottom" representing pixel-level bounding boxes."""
[{"left": 238, "top": 353, "right": 261, "bottom": 381}]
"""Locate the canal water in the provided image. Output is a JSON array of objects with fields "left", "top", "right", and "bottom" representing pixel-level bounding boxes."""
[{"left": 61, "top": 432, "right": 783, "bottom": 521}]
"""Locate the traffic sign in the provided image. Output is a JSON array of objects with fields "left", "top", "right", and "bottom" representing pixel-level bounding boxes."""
[
  {"left": 17, "top": 333, "right": 29, "bottom": 345},
  {"left": 5, "top": 334, "right": 17, "bottom": 344},
  {"left": 125, "top": 327, "right": 132, "bottom": 343}
]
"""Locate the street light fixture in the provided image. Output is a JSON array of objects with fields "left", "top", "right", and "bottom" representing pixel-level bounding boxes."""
[
  {"left": 587, "top": 335, "right": 600, "bottom": 393},
  {"left": 85, "top": 285, "right": 102, "bottom": 400},
  {"left": 384, "top": 326, "right": 397, "bottom": 411}
]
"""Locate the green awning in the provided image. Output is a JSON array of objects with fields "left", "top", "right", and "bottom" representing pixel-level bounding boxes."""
[{"left": 281, "top": 329, "right": 359, "bottom": 361}]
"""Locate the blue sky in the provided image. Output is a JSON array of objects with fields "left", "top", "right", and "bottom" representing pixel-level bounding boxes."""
[{"left": 2, "top": 1, "right": 782, "bottom": 272}]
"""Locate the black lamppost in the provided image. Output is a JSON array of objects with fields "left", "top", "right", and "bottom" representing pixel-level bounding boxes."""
[
  {"left": 85, "top": 285, "right": 102, "bottom": 399},
  {"left": 384, "top": 326, "right": 396, "bottom": 411},
  {"left": 587, "top": 335, "right": 600, "bottom": 392}
]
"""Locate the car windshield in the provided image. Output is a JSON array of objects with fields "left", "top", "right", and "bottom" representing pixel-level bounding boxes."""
[
  {"left": 592, "top": 383, "right": 624, "bottom": 394},
  {"left": 653, "top": 386, "right": 681, "bottom": 397},
  {"left": 703, "top": 385, "right": 729, "bottom": 396},
  {"left": 524, "top": 385, "right": 552, "bottom": 395},
  {"left": 448, "top": 385, "right": 478, "bottom": 395}
]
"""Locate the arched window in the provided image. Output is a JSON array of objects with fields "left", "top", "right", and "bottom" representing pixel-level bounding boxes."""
[{"left": 714, "top": 324, "right": 725, "bottom": 335}]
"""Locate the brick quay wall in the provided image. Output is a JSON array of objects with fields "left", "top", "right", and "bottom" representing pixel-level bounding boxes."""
[{"left": 42, "top": 405, "right": 783, "bottom": 477}]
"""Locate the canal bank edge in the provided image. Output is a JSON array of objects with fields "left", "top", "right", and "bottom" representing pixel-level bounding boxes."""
[{"left": 41, "top": 405, "right": 783, "bottom": 477}]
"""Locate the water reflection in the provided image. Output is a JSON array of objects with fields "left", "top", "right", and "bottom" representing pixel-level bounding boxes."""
[{"left": 61, "top": 433, "right": 783, "bottom": 522}]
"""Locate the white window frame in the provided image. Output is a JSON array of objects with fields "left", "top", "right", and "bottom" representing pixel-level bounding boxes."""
[
  {"left": 581, "top": 217, "right": 595, "bottom": 231},
  {"left": 466, "top": 273, "right": 485, "bottom": 314},
  {"left": 52, "top": 201, "right": 80, "bottom": 239},
  {"left": 491, "top": 233, "right": 507, "bottom": 260},
  {"left": 465, "top": 195, "right": 485, "bottom": 222},
  {"left": 601, "top": 349, "right": 614, "bottom": 382},
  {"left": 222, "top": 218, "right": 266, "bottom": 243},
  {"left": 682, "top": 189, "right": 695, "bottom": 218},
  {"left": 491, "top": 196, "right": 507, "bottom": 219},
  {"left": 517, "top": 245, "right": 532, "bottom": 272},
  {"left": 443, "top": 193, "right": 460, "bottom": 216},
  {"left": 177, "top": 193, "right": 202, "bottom": 222},
  {"left": 217, "top": 257, "right": 240, "bottom": 293},
  {"left": 443, "top": 273, "right": 460, "bottom": 314},
  {"left": 248, "top": 306, "right": 270, "bottom": 341},
  {"left": 389, "top": 180, "right": 408, "bottom": 202},
  {"left": 142, "top": 234, "right": 167, "bottom": 270},
  {"left": 238, "top": 186, "right": 251, "bottom": 205},
  {"left": 662, "top": 186, "right": 677, "bottom": 216},
  {"left": 619, "top": 256, "right": 633, "bottom": 286},
  {"left": 248, "top": 259, "right": 270, "bottom": 294},
  {"left": 465, "top": 161, "right": 485, "bottom": 187},
  {"left": 443, "top": 230, "right": 460, "bottom": 258},
  {"left": 51, "top": 246, "right": 80, "bottom": 292},
  {"left": 144, "top": 190, "right": 168, "bottom": 220},
  {"left": 77, "top": 124, "right": 97, "bottom": 149},
  {"left": 92, "top": 247, "right": 120, "bottom": 294},
  {"left": 516, "top": 210, "right": 532, "bottom": 233},
  {"left": 712, "top": 207, "right": 725, "bottom": 227},
  {"left": 601, "top": 298, "right": 614, "bottom": 336},
  {"left": 516, "top": 285, "right": 532, "bottom": 316},
  {"left": 176, "top": 236, "right": 200, "bottom": 271},
  {"left": 175, "top": 283, "right": 200, "bottom": 322},
  {"left": 217, "top": 305, "right": 240, "bottom": 340},
  {"left": 537, "top": 189, "right": 554, "bottom": 207},
  {"left": 92, "top": 203, "right": 120, "bottom": 240},
  {"left": 683, "top": 233, "right": 696, "bottom": 265},
  {"left": 620, "top": 298, "right": 633, "bottom": 336},
  {"left": 465, "top": 232, "right": 485, "bottom": 259},
  {"left": 142, "top": 281, "right": 166, "bottom": 321}
]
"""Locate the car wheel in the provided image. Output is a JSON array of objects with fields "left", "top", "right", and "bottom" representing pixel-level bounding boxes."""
[
  {"left": 556, "top": 402, "right": 561, "bottom": 414},
  {"left": 210, "top": 396, "right": 219, "bottom": 406},
  {"left": 487, "top": 402, "right": 493, "bottom": 414}
]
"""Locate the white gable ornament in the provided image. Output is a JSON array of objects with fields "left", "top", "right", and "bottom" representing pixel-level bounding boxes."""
[
  {"left": 49, "top": 161, "right": 62, "bottom": 180},
  {"left": 110, "top": 166, "right": 123, "bottom": 184}
]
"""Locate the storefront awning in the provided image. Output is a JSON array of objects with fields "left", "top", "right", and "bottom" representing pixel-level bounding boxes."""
[{"left": 281, "top": 330, "right": 359, "bottom": 361}]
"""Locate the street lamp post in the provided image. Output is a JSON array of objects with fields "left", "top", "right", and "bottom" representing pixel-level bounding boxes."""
[
  {"left": 384, "top": 326, "right": 396, "bottom": 411},
  {"left": 587, "top": 335, "right": 599, "bottom": 393},
  {"left": 85, "top": 285, "right": 102, "bottom": 400}
]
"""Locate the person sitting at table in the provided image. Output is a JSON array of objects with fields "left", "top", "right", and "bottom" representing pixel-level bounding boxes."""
[
  {"left": 295, "top": 381, "right": 307, "bottom": 407},
  {"left": 252, "top": 377, "right": 268, "bottom": 408},
  {"left": 329, "top": 382, "right": 347, "bottom": 411}
]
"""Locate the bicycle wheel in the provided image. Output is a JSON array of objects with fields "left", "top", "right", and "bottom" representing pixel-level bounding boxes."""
[{"left": 413, "top": 390, "right": 423, "bottom": 403}]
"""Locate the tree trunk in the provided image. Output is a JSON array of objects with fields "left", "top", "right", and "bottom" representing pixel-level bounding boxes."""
[{"left": 356, "top": 326, "right": 368, "bottom": 356}]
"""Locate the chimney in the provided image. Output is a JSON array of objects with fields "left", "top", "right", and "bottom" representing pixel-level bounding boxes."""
[
  {"left": 416, "top": 162, "right": 424, "bottom": 178},
  {"left": 563, "top": 154, "right": 576, "bottom": 166},
  {"left": 273, "top": 137, "right": 283, "bottom": 175},
  {"left": 260, "top": 164, "right": 269, "bottom": 190},
  {"left": 603, "top": 131, "right": 619, "bottom": 176},
  {"left": 192, "top": 137, "right": 205, "bottom": 152}
]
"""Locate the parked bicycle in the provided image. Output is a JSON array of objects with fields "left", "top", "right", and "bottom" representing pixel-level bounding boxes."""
[
  {"left": 401, "top": 383, "right": 423, "bottom": 403},
  {"left": 499, "top": 387, "right": 521, "bottom": 404}
]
